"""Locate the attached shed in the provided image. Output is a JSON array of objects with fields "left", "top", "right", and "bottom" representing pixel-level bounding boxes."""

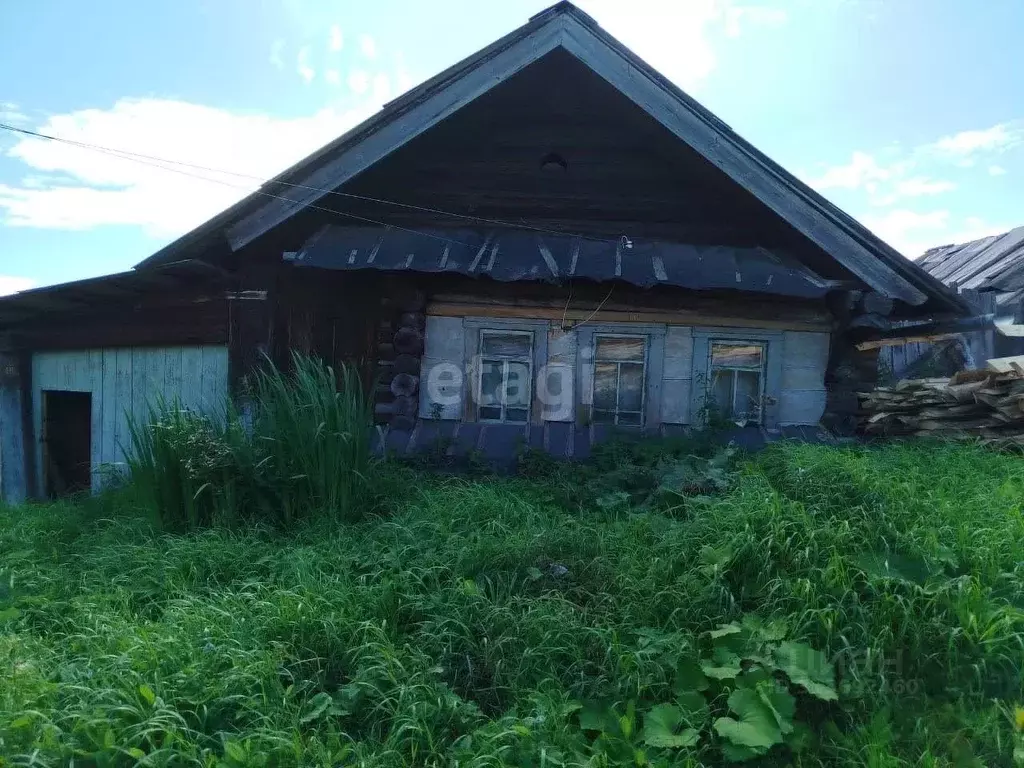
[{"left": 0, "top": 1, "right": 969, "bottom": 503}]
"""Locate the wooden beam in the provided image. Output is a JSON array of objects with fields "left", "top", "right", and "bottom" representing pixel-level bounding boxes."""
[{"left": 427, "top": 301, "right": 831, "bottom": 332}]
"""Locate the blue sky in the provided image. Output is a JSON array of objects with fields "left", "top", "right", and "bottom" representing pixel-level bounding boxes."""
[{"left": 1, "top": 0, "right": 1022, "bottom": 295}]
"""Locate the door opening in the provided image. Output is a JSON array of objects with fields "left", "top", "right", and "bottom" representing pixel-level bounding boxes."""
[{"left": 42, "top": 390, "right": 92, "bottom": 498}]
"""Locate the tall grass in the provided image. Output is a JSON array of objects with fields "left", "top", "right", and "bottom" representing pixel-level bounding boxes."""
[
  {"left": 2, "top": 442, "right": 1022, "bottom": 765},
  {"left": 127, "top": 354, "right": 375, "bottom": 531},
  {"left": 246, "top": 354, "right": 375, "bottom": 526}
]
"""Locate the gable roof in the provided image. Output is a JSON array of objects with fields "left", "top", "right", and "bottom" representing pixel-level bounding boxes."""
[
  {"left": 136, "top": 1, "right": 967, "bottom": 316},
  {"left": 919, "top": 225, "right": 1024, "bottom": 295}
]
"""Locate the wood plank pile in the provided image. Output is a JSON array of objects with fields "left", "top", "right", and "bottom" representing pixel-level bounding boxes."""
[{"left": 858, "top": 363, "right": 1024, "bottom": 447}]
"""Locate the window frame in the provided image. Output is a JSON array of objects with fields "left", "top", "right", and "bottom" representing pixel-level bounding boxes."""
[
  {"left": 476, "top": 329, "right": 534, "bottom": 424},
  {"left": 708, "top": 340, "right": 767, "bottom": 424},
  {"left": 463, "top": 318, "right": 549, "bottom": 425},
  {"left": 691, "top": 328, "right": 783, "bottom": 430},
  {"left": 575, "top": 323, "right": 666, "bottom": 430},
  {"left": 590, "top": 333, "right": 649, "bottom": 427}
]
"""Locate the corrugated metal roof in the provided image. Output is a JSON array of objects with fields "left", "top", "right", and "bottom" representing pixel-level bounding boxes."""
[
  {"left": 292, "top": 226, "right": 834, "bottom": 298},
  {"left": 918, "top": 225, "right": 1024, "bottom": 293}
]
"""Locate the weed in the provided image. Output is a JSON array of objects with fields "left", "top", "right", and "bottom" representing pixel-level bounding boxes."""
[
  {"left": 127, "top": 354, "right": 376, "bottom": 530},
  {"left": 0, "top": 441, "right": 1022, "bottom": 765}
]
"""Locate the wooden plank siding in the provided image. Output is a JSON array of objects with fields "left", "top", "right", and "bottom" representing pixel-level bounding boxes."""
[
  {"left": 0, "top": 353, "right": 29, "bottom": 503},
  {"left": 29, "top": 346, "right": 228, "bottom": 496}
]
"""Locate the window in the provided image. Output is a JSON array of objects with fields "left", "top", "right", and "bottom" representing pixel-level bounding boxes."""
[
  {"left": 478, "top": 331, "right": 533, "bottom": 423},
  {"left": 709, "top": 342, "right": 765, "bottom": 423},
  {"left": 592, "top": 335, "right": 647, "bottom": 426}
]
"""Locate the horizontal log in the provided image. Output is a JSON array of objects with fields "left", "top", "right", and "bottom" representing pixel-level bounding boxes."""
[{"left": 426, "top": 302, "right": 831, "bottom": 332}]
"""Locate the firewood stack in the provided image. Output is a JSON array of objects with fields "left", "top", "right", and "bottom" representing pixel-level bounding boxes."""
[{"left": 858, "top": 364, "right": 1024, "bottom": 447}]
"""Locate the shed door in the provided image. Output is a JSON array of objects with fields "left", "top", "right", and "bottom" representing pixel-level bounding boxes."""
[{"left": 42, "top": 390, "right": 92, "bottom": 497}]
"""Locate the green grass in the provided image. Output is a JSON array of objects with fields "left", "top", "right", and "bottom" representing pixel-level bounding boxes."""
[{"left": 1, "top": 441, "right": 1023, "bottom": 765}]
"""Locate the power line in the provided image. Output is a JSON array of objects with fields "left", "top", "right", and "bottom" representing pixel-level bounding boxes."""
[
  {"left": 0, "top": 121, "right": 470, "bottom": 249},
  {"left": 0, "top": 121, "right": 613, "bottom": 244}
]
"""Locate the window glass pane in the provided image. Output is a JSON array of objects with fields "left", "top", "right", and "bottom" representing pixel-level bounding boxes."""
[
  {"left": 481, "top": 332, "right": 532, "bottom": 358},
  {"left": 592, "top": 409, "right": 615, "bottom": 425},
  {"left": 710, "top": 369, "right": 734, "bottom": 416},
  {"left": 593, "top": 363, "right": 617, "bottom": 410},
  {"left": 618, "top": 412, "right": 642, "bottom": 426},
  {"left": 734, "top": 370, "right": 761, "bottom": 420},
  {"left": 618, "top": 363, "right": 644, "bottom": 412},
  {"left": 504, "top": 361, "right": 532, "bottom": 406},
  {"left": 479, "top": 360, "right": 503, "bottom": 406},
  {"left": 505, "top": 408, "right": 529, "bottom": 423},
  {"left": 595, "top": 336, "right": 645, "bottom": 362},
  {"left": 712, "top": 343, "right": 763, "bottom": 369},
  {"left": 479, "top": 405, "right": 502, "bottom": 421}
]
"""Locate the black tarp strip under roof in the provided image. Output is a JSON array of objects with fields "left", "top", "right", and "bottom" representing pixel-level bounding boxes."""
[{"left": 291, "top": 226, "right": 836, "bottom": 299}]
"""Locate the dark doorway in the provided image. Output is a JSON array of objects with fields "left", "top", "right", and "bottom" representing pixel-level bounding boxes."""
[{"left": 42, "top": 390, "right": 92, "bottom": 498}]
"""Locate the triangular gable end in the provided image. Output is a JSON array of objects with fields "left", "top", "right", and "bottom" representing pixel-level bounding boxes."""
[{"left": 150, "top": 1, "right": 966, "bottom": 315}]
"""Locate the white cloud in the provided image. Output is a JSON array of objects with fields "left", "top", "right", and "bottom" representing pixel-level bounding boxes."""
[
  {"left": 578, "top": 0, "right": 787, "bottom": 91},
  {"left": 325, "top": 69, "right": 341, "bottom": 86},
  {"left": 269, "top": 39, "right": 285, "bottom": 70},
  {"left": 932, "top": 123, "right": 1020, "bottom": 156},
  {"left": 393, "top": 54, "right": 418, "bottom": 96},
  {"left": 859, "top": 209, "right": 1012, "bottom": 259},
  {"left": 359, "top": 34, "right": 377, "bottom": 59},
  {"left": 892, "top": 177, "right": 956, "bottom": 197},
  {"left": 329, "top": 25, "right": 343, "bottom": 52},
  {"left": 1, "top": 101, "right": 29, "bottom": 124},
  {"left": 372, "top": 73, "right": 391, "bottom": 103},
  {"left": 348, "top": 70, "right": 370, "bottom": 95},
  {"left": 989, "top": 164, "right": 1008, "bottom": 176},
  {"left": 724, "top": 5, "right": 787, "bottom": 37},
  {"left": 0, "top": 98, "right": 376, "bottom": 236},
  {"left": 297, "top": 46, "right": 315, "bottom": 83},
  {"left": 0, "top": 275, "right": 35, "bottom": 296},
  {"left": 941, "top": 217, "right": 1010, "bottom": 249},
  {"left": 870, "top": 176, "right": 957, "bottom": 206},
  {"left": 859, "top": 208, "right": 950, "bottom": 257},
  {"left": 804, "top": 151, "right": 893, "bottom": 191}
]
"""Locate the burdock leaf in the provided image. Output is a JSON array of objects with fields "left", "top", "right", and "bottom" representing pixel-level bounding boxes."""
[
  {"left": 641, "top": 704, "right": 700, "bottom": 749},
  {"left": 713, "top": 689, "right": 783, "bottom": 749},
  {"left": 773, "top": 641, "right": 838, "bottom": 701},
  {"left": 675, "top": 657, "right": 709, "bottom": 692}
]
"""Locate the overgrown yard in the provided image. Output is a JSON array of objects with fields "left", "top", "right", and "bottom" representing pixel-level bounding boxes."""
[{"left": 2, "top": 438, "right": 1024, "bottom": 765}]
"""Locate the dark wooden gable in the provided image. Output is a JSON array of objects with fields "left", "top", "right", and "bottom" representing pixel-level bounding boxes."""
[
  {"left": 339, "top": 50, "right": 814, "bottom": 252},
  {"left": 251, "top": 50, "right": 854, "bottom": 285}
]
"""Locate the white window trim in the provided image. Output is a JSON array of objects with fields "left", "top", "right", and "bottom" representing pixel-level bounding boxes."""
[
  {"left": 463, "top": 318, "right": 549, "bottom": 424},
  {"left": 575, "top": 323, "right": 666, "bottom": 430},
  {"left": 590, "top": 333, "right": 649, "bottom": 427},
  {"left": 708, "top": 340, "right": 767, "bottom": 424},
  {"left": 691, "top": 328, "right": 783, "bottom": 430},
  {"left": 477, "top": 329, "right": 534, "bottom": 424}
]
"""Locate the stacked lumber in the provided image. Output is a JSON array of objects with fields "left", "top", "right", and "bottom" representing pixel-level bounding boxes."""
[{"left": 858, "top": 364, "right": 1024, "bottom": 447}]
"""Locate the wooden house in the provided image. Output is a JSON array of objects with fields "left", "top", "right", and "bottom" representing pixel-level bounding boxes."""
[{"left": 0, "top": 2, "right": 969, "bottom": 502}]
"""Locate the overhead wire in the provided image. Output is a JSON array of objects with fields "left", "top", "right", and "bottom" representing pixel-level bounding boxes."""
[
  {"left": 0, "top": 121, "right": 473, "bottom": 248},
  {"left": 0, "top": 121, "right": 617, "bottom": 245}
]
